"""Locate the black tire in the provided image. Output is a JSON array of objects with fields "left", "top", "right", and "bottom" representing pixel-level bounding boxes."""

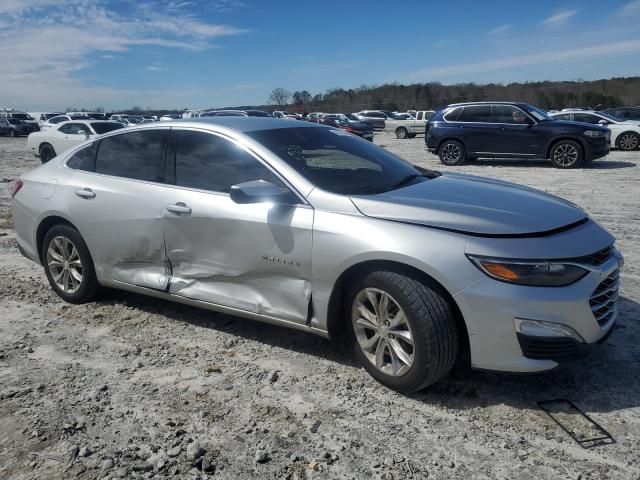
[
  {"left": 438, "top": 140, "right": 466, "bottom": 166},
  {"left": 39, "top": 144, "right": 56, "bottom": 163},
  {"left": 395, "top": 127, "right": 408, "bottom": 139},
  {"left": 549, "top": 140, "right": 583, "bottom": 168},
  {"left": 616, "top": 131, "right": 639, "bottom": 151},
  {"left": 42, "top": 225, "right": 99, "bottom": 304},
  {"left": 347, "top": 270, "right": 458, "bottom": 393}
]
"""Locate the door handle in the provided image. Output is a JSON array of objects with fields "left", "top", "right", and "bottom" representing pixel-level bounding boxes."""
[
  {"left": 166, "top": 202, "right": 191, "bottom": 215},
  {"left": 75, "top": 188, "right": 95, "bottom": 199}
]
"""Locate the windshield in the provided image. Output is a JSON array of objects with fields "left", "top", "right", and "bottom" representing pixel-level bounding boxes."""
[
  {"left": 91, "top": 122, "right": 125, "bottom": 134},
  {"left": 523, "top": 105, "right": 551, "bottom": 121},
  {"left": 12, "top": 113, "right": 33, "bottom": 120},
  {"left": 247, "top": 126, "right": 425, "bottom": 195},
  {"left": 597, "top": 111, "right": 622, "bottom": 122}
]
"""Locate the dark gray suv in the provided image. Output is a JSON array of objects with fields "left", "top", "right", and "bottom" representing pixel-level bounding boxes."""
[{"left": 426, "top": 102, "right": 611, "bottom": 168}]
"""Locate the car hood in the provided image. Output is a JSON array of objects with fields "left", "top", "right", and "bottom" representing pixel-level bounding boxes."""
[
  {"left": 547, "top": 119, "right": 608, "bottom": 131},
  {"left": 347, "top": 121, "right": 372, "bottom": 130},
  {"left": 349, "top": 172, "right": 587, "bottom": 236}
]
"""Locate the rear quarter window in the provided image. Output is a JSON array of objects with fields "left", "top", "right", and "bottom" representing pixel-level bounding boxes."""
[{"left": 67, "top": 143, "right": 97, "bottom": 172}]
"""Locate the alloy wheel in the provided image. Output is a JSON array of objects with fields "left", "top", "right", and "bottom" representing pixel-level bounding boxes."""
[
  {"left": 619, "top": 133, "right": 638, "bottom": 151},
  {"left": 553, "top": 143, "right": 579, "bottom": 167},
  {"left": 46, "top": 236, "right": 83, "bottom": 294},
  {"left": 352, "top": 288, "right": 415, "bottom": 376},
  {"left": 441, "top": 143, "right": 461, "bottom": 164}
]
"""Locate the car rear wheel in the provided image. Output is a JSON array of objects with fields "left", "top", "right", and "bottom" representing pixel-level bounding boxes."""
[
  {"left": 395, "top": 127, "right": 408, "bottom": 139},
  {"left": 550, "top": 140, "right": 583, "bottom": 168},
  {"left": 42, "top": 225, "right": 99, "bottom": 304},
  {"left": 438, "top": 140, "right": 466, "bottom": 166},
  {"left": 39, "top": 144, "right": 56, "bottom": 163},
  {"left": 348, "top": 270, "right": 458, "bottom": 393},
  {"left": 617, "top": 132, "right": 639, "bottom": 151}
]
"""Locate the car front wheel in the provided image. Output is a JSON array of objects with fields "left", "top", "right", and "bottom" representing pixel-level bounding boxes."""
[
  {"left": 42, "top": 225, "right": 99, "bottom": 304},
  {"left": 550, "top": 140, "right": 583, "bottom": 168},
  {"left": 438, "top": 140, "right": 466, "bottom": 165},
  {"left": 348, "top": 270, "right": 458, "bottom": 393},
  {"left": 617, "top": 132, "right": 639, "bottom": 151}
]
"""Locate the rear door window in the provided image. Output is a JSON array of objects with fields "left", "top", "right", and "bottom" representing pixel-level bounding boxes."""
[
  {"left": 572, "top": 113, "right": 601, "bottom": 124},
  {"left": 59, "top": 123, "right": 88, "bottom": 135},
  {"left": 457, "top": 106, "right": 493, "bottom": 123},
  {"left": 95, "top": 130, "right": 168, "bottom": 182}
]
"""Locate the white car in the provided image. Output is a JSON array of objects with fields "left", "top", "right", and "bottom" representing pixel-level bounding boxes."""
[
  {"left": 28, "top": 112, "right": 64, "bottom": 127},
  {"left": 41, "top": 114, "right": 90, "bottom": 130},
  {"left": 27, "top": 120, "right": 124, "bottom": 163},
  {"left": 550, "top": 110, "right": 640, "bottom": 151}
]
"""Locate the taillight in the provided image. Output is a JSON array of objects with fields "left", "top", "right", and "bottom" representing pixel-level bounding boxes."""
[{"left": 10, "top": 179, "right": 23, "bottom": 198}]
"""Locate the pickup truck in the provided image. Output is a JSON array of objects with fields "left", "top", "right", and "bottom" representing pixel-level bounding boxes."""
[{"left": 385, "top": 110, "right": 435, "bottom": 139}]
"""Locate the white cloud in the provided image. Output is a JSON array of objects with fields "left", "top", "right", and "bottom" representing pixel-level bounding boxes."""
[
  {"left": 0, "top": 1, "right": 248, "bottom": 110},
  {"left": 542, "top": 9, "right": 579, "bottom": 26},
  {"left": 618, "top": 0, "right": 640, "bottom": 15},
  {"left": 411, "top": 39, "right": 640, "bottom": 79},
  {"left": 489, "top": 24, "right": 512, "bottom": 35}
]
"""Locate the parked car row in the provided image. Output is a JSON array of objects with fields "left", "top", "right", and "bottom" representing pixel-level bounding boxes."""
[{"left": 27, "top": 120, "right": 125, "bottom": 162}]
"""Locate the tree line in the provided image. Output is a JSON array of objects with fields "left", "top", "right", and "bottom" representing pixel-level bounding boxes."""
[{"left": 265, "top": 77, "right": 640, "bottom": 113}]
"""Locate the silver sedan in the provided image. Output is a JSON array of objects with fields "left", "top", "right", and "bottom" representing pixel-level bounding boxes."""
[{"left": 11, "top": 117, "right": 622, "bottom": 392}]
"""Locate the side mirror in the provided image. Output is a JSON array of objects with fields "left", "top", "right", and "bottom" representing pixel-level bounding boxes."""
[
  {"left": 598, "top": 119, "right": 608, "bottom": 126},
  {"left": 230, "top": 180, "right": 287, "bottom": 205}
]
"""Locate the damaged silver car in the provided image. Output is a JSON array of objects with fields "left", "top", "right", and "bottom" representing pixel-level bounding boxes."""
[{"left": 11, "top": 117, "right": 622, "bottom": 392}]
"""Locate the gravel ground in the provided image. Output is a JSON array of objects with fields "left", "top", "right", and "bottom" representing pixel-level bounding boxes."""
[{"left": 1, "top": 132, "right": 639, "bottom": 480}]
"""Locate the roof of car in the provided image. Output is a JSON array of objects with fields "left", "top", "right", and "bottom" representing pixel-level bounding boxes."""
[
  {"left": 446, "top": 101, "right": 528, "bottom": 107},
  {"left": 170, "top": 116, "right": 320, "bottom": 132}
]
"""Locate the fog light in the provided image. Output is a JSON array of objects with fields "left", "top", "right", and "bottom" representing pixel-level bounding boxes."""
[{"left": 514, "top": 318, "right": 584, "bottom": 342}]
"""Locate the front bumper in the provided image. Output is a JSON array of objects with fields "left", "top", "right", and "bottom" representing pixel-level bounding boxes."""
[
  {"left": 584, "top": 136, "right": 610, "bottom": 160},
  {"left": 455, "top": 246, "right": 621, "bottom": 372}
]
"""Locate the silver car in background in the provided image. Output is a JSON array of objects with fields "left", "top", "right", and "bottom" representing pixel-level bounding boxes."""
[{"left": 11, "top": 118, "right": 622, "bottom": 392}]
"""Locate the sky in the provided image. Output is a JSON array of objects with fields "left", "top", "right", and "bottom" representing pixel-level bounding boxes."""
[{"left": 1, "top": 0, "right": 640, "bottom": 111}]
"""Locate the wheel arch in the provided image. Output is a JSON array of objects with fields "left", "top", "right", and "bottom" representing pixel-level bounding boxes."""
[
  {"left": 36, "top": 215, "right": 79, "bottom": 263},
  {"left": 436, "top": 136, "right": 466, "bottom": 154},
  {"left": 325, "top": 259, "right": 470, "bottom": 366},
  {"left": 615, "top": 130, "right": 640, "bottom": 149},
  {"left": 545, "top": 136, "right": 586, "bottom": 160}
]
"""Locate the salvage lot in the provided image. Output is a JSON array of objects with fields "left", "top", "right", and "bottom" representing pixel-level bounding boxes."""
[{"left": 0, "top": 132, "right": 639, "bottom": 479}]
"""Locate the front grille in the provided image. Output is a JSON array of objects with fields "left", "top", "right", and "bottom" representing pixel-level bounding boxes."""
[
  {"left": 589, "top": 269, "right": 619, "bottom": 328},
  {"left": 584, "top": 245, "right": 613, "bottom": 266}
]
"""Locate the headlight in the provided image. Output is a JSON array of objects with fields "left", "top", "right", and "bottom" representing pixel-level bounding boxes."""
[
  {"left": 467, "top": 255, "right": 588, "bottom": 286},
  {"left": 583, "top": 130, "right": 606, "bottom": 138}
]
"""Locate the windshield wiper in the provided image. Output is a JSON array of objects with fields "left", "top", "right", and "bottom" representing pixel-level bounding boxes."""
[{"left": 390, "top": 173, "right": 424, "bottom": 190}]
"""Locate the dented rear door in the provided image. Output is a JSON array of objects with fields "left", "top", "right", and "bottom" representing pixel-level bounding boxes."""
[
  {"left": 162, "top": 128, "right": 314, "bottom": 323},
  {"left": 65, "top": 128, "right": 172, "bottom": 290}
]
